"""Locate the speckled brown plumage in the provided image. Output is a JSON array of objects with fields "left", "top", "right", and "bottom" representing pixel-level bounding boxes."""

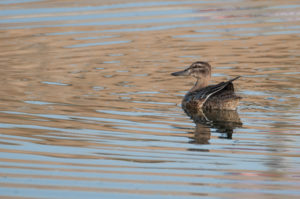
[
  {"left": 182, "top": 76, "right": 241, "bottom": 111},
  {"left": 171, "top": 61, "right": 241, "bottom": 112}
]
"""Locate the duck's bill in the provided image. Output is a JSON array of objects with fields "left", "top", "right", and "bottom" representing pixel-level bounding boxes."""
[{"left": 171, "top": 69, "right": 190, "bottom": 76}]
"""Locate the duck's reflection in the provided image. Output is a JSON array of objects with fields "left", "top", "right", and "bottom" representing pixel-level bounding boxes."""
[{"left": 185, "top": 109, "right": 242, "bottom": 144}]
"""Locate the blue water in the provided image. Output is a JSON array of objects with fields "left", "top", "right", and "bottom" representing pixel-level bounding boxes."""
[{"left": 0, "top": 0, "right": 300, "bottom": 199}]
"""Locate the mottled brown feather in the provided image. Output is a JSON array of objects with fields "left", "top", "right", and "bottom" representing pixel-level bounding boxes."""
[{"left": 182, "top": 77, "right": 241, "bottom": 111}]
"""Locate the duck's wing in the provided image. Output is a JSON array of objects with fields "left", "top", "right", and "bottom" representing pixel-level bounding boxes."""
[{"left": 192, "top": 76, "right": 241, "bottom": 105}]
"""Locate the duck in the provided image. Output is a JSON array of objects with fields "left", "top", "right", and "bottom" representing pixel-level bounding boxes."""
[{"left": 171, "top": 61, "right": 241, "bottom": 112}]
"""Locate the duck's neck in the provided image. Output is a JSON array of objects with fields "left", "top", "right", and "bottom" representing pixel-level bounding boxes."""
[{"left": 189, "top": 78, "right": 210, "bottom": 92}]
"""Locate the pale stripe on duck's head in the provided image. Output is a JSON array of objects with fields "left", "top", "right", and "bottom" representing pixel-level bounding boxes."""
[{"left": 171, "top": 61, "right": 211, "bottom": 78}]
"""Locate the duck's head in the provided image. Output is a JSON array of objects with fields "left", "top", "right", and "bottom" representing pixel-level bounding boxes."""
[{"left": 171, "top": 61, "right": 211, "bottom": 79}]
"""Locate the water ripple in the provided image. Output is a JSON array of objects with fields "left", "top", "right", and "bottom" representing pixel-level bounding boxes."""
[{"left": 0, "top": 0, "right": 300, "bottom": 199}]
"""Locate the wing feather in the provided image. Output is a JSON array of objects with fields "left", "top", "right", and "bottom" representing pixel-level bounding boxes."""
[{"left": 190, "top": 76, "right": 240, "bottom": 104}]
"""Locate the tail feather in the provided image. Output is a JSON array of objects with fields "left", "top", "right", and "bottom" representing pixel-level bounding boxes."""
[{"left": 229, "top": 76, "right": 241, "bottom": 82}]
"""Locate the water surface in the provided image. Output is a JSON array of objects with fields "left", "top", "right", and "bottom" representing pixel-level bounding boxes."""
[{"left": 0, "top": 0, "right": 300, "bottom": 198}]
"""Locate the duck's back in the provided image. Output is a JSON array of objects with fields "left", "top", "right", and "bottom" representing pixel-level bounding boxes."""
[{"left": 182, "top": 77, "right": 241, "bottom": 112}]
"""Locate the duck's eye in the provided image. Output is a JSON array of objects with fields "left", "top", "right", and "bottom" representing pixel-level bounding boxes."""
[{"left": 194, "top": 68, "right": 205, "bottom": 73}]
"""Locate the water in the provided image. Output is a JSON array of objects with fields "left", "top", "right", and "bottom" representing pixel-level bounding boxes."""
[{"left": 0, "top": 0, "right": 300, "bottom": 198}]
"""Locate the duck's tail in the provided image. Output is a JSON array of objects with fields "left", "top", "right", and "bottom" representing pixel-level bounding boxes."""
[{"left": 229, "top": 76, "right": 241, "bottom": 82}]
